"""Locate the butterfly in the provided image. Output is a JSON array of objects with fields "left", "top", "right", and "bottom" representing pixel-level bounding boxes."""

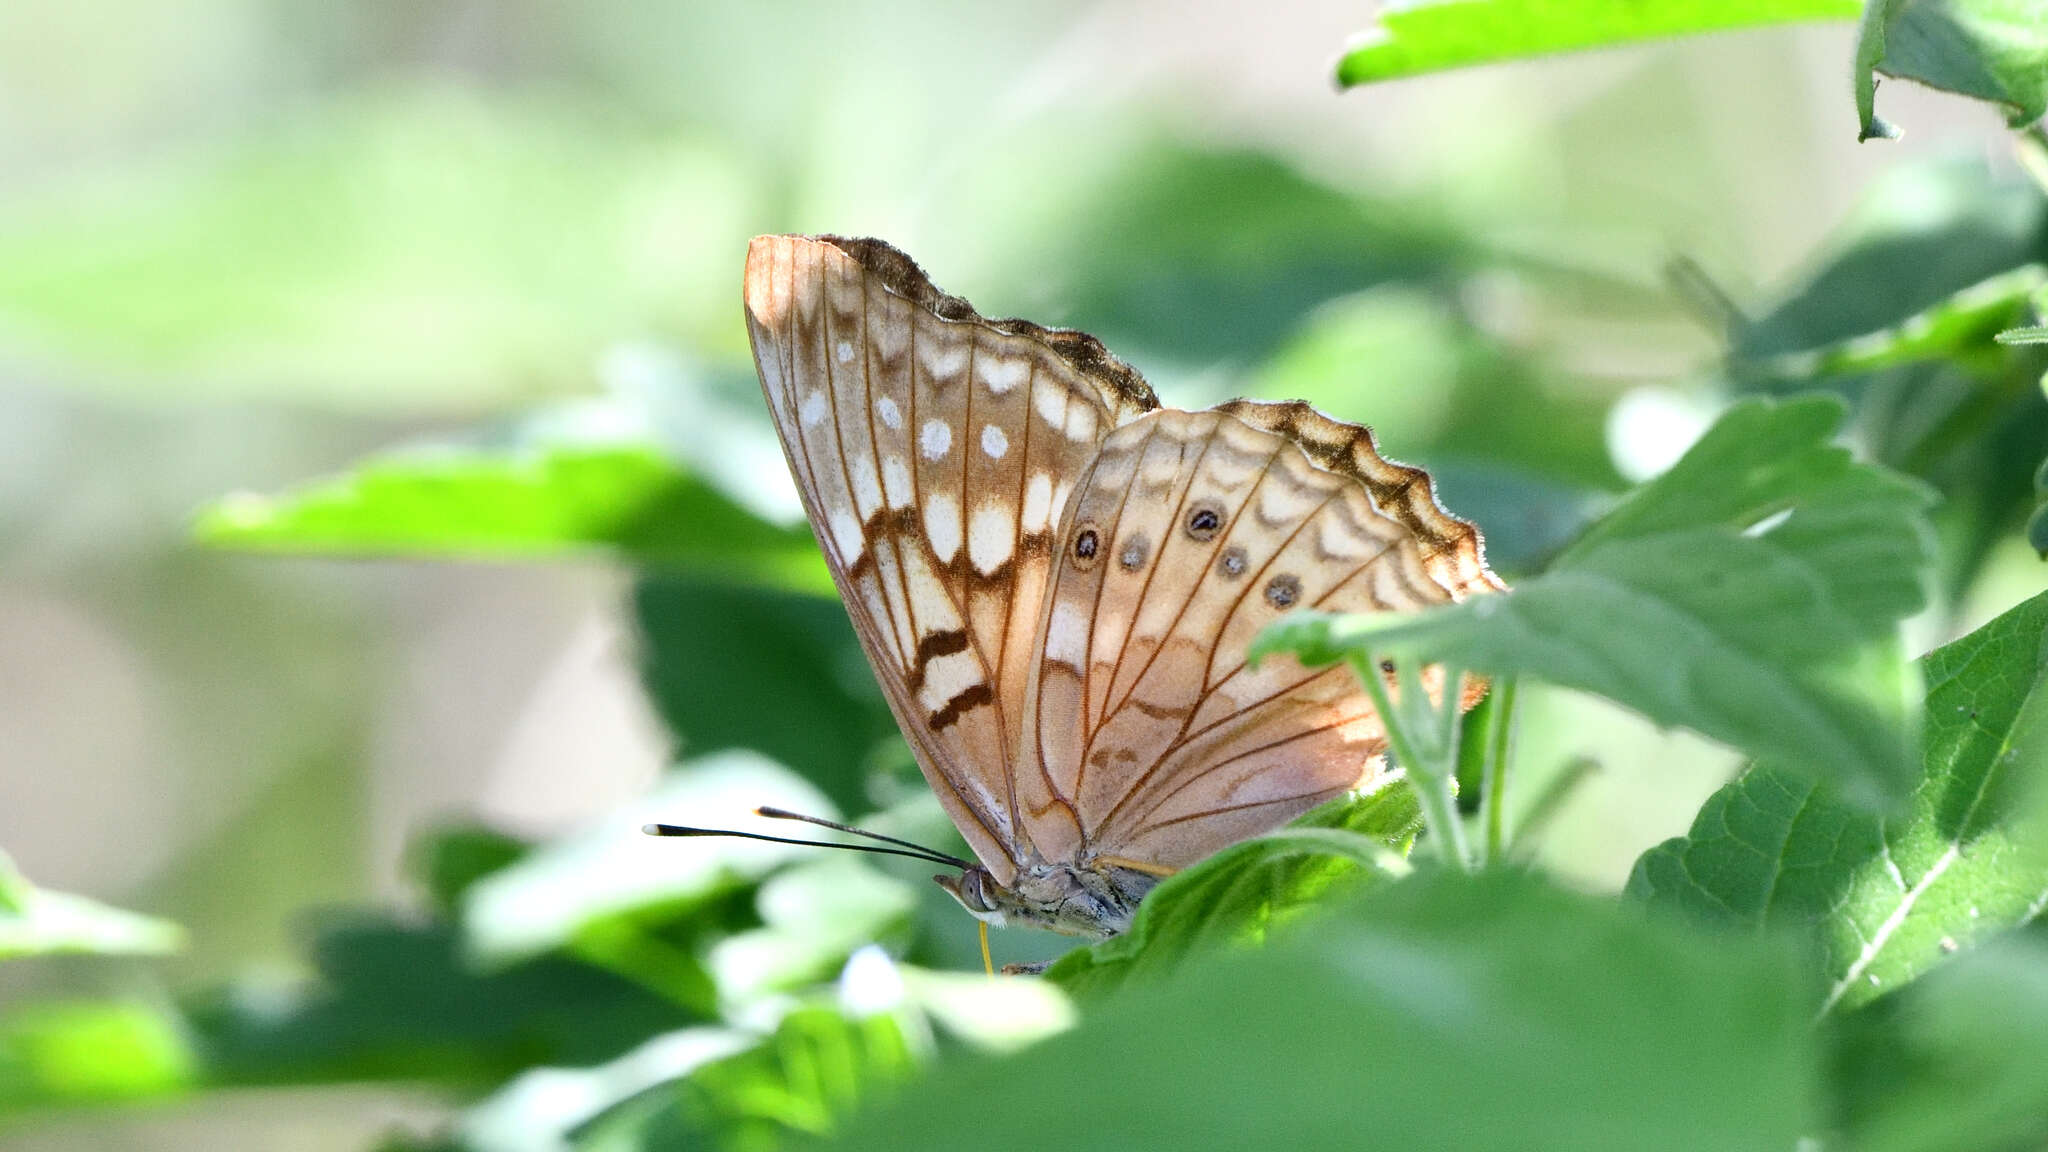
[{"left": 728, "top": 234, "right": 1501, "bottom": 941}]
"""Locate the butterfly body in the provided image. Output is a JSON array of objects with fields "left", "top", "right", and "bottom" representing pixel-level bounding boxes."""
[
  {"left": 743, "top": 235, "right": 1501, "bottom": 939},
  {"left": 939, "top": 859, "right": 1158, "bottom": 938}
]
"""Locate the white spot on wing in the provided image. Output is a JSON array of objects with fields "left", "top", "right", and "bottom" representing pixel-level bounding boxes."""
[
  {"left": 920, "top": 420, "right": 953, "bottom": 460},
  {"left": 922, "top": 340, "right": 969, "bottom": 381},
  {"left": 918, "top": 649, "right": 985, "bottom": 711},
  {"left": 849, "top": 454, "right": 882, "bottom": 517},
  {"left": 882, "top": 455, "right": 914, "bottom": 509},
  {"left": 836, "top": 340, "right": 854, "bottom": 363},
  {"left": 968, "top": 501, "right": 1015, "bottom": 574},
  {"left": 1021, "top": 473, "right": 1054, "bottom": 532},
  {"left": 925, "top": 492, "right": 962, "bottom": 563},
  {"left": 981, "top": 424, "right": 1009, "bottom": 460},
  {"left": 1045, "top": 600, "right": 1088, "bottom": 667},
  {"left": 979, "top": 357, "right": 1029, "bottom": 395},
  {"left": 1032, "top": 377, "right": 1068, "bottom": 430},
  {"left": 875, "top": 396, "right": 902, "bottom": 429},
  {"left": 1065, "top": 403, "right": 1098, "bottom": 443},
  {"left": 829, "top": 506, "right": 865, "bottom": 562},
  {"left": 800, "top": 390, "right": 828, "bottom": 428}
]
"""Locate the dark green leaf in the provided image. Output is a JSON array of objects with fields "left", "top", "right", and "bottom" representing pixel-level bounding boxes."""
[
  {"left": 197, "top": 443, "right": 829, "bottom": 592},
  {"left": 635, "top": 577, "right": 898, "bottom": 813},
  {"left": 407, "top": 825, "right": 532, "bottom": 921},
  {"left": 1732, "top": 160, "right": 2047, "bottom": 361},
  {"left": 1828, "top": 932, "right": 2048, "bottom": 1152},
  {"left": 1629, "top": 588, "right": 2048, "bottom": 1013},
  {"left": 1261, "top": 395, "right": 1937, "bottom": 802},
  {"left": 1044, "top": 780, "right": 1421, "bottom": 997},
  {"left": 1335, "top": 0, "right": 1859, "bottom": 89},
  {"left": 835, "top": 871, "right": 1816, "bottom": 1152},
  {"left": 1855, "top": 0, "right": 2048, "bottom": 139},
  {"left": 189, "top": 913, "right": 696, "bottom": 1089},
  {"left": 1031, "top": 146, "right": 1476, "bottom": 368}
]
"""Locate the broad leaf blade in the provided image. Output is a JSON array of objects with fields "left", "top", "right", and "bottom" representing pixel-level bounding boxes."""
[
  {"left": 1828, "top": 934, "right": 2048, "bottom": 1152},
  {"left": 1261, "top": 395, "right": 1936, "bottom": 802},
  {"left": 1855, "top": 0, "right": 2048, "bottom": 139},
  {"left": 197, "top": 442, "right": 829, "bottom": 592},
  {"left": 836, "top": 872, "right": 1816, "bottom": 1152},
  {"left": 1336, "top": 0, "right": 1860, "bottom": 89},
  {"left": 1629, "top": 589, "right": 2048, "bottom": 1013}
]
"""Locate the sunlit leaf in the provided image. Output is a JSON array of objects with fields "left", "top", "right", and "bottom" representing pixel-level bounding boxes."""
[
  {"left": 461, "top": 753, "right": 841, "bottom": 967},
  {"left": 835, "top": 871, "right": 1816, "bottom": 1152},
  {"left": 0, "top": 1001, "right": 194, "bottom": 1112},
  {"left": 1335, "top": 0, "right": 1859, "bottom": 89},
  {"left": 1260, "top": 395, "right": 1937, "bottom": 803},
  {"left": 0, "top": 853, "right": 182, "bottom": 960},
  {"left": 1629, "top": 588, "right": 2048, "bottom": 1013},
  {"left": 196, "top": 442, "right": 828, "bottom": 592}
]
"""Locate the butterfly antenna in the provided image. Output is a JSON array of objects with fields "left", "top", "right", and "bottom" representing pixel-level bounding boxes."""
[
  {"left": 642, "top": 808, "right": 970, "bottom": 870},
  {"left": 752, "top": 806, "right": 972, "bottom": 868}
]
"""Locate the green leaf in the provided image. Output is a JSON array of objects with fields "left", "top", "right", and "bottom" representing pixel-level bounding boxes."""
[
  {"left": 196, "top": 442, "right": 829, "bottom": 593},
  {"left": 1335, "top": 0, "right": 1860, "bottom": 89},
  {"left": 1261, "top": 395, "right": 1937, "bottom": 803},
  {"left": 1827, "top": 932, "right": 2048, "bottom": 1152},
  {"left": 635, "top": 577, "right": 900, "bottom": 813},
  {"left": 188, "top": 915, "right": 696, "bottom": 1090},
  {"left": 0, "top": 1001, "right": 195, "bottom": 1113},
  {"left": 834, "top": 871, "right": 1817, "bottom": 1152},
  {"left": 1733, "top": 158, "right": 2047, "bottom": 362},
  {"left": 460, "top": 753, "right": 844, "bottom": 967},
  {"left": 1855, "top": 0, "right": 2048, "bottom": 140},
  {"left": 1044, "top": 779, "right": 1421, "bottom": 997},
  {"left": 1629, "top": 588, "right": 2048, "bottom": 1013},
  {"left": 1028, "top": 146, "right": 1478, "bottom": 369},
  {"left": 1752, "top": 266, "right": 2048, "bottom": 380},
  {"left": 2032, "top": 454, "right": 2048, "bottom": 558},
  {"left": 0, "top": 853, "right": 183, "bottom": 959}
]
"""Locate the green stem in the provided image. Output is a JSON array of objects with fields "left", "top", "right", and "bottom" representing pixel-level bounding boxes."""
[
  {"left": 1352, "top": 654, "right": 1469, "bottom": 872},
  {"left": 1478, "top": 676, "right": 1519, "bottom": 866}
]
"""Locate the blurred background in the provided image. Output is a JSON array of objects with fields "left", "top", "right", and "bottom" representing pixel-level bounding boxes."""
[{"left": 1, "top": 1, "right": 2041, "bottom": 1148}]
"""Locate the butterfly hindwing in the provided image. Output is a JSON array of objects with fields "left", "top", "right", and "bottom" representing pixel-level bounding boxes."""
[
  {"left": 743, "top": 234, "right": 1156, "bottom": 883},
  {"left": 1021, "top": 404, "right": 1500, "bottom": 872}
]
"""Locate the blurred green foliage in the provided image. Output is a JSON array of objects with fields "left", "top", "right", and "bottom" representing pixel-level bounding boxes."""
[{"left": 4, "top": 2, "right": 2048, "bottom": 1151}]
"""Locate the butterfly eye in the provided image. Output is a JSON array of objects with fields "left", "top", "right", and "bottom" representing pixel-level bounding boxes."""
[
  {"left": 1118, "top": 534, "right": 1150, "bottom": 571},
  {"left": 1264, "top": 574, "right": 1302, "bottom": 609},
  {"left": 1186, "top": 504, "right": 1223, "bottom": 541},
  {"left": 1216, "top": 546, "right": 1248, "bottom": 579},
  {"left": 1072, "top": 526, "right": 1101, "bottom": 568}
]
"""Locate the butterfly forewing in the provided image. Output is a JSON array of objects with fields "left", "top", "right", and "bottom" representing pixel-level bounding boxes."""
[{"left": 743, "top": 235, "right": 1157, "bottom": 885}]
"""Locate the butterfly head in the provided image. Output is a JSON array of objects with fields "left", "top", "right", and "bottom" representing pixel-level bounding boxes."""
[{"left": 934, "top": 861, "right": 1157, "bottom": 939}]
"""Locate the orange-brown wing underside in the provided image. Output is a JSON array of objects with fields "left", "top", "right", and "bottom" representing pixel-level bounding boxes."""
[
  {"left": 743, "top": 234, "right": 1156, "bottom": 883},
  {"left": 1016, "top": 402, "right": 1502, "bottom": 872}
]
